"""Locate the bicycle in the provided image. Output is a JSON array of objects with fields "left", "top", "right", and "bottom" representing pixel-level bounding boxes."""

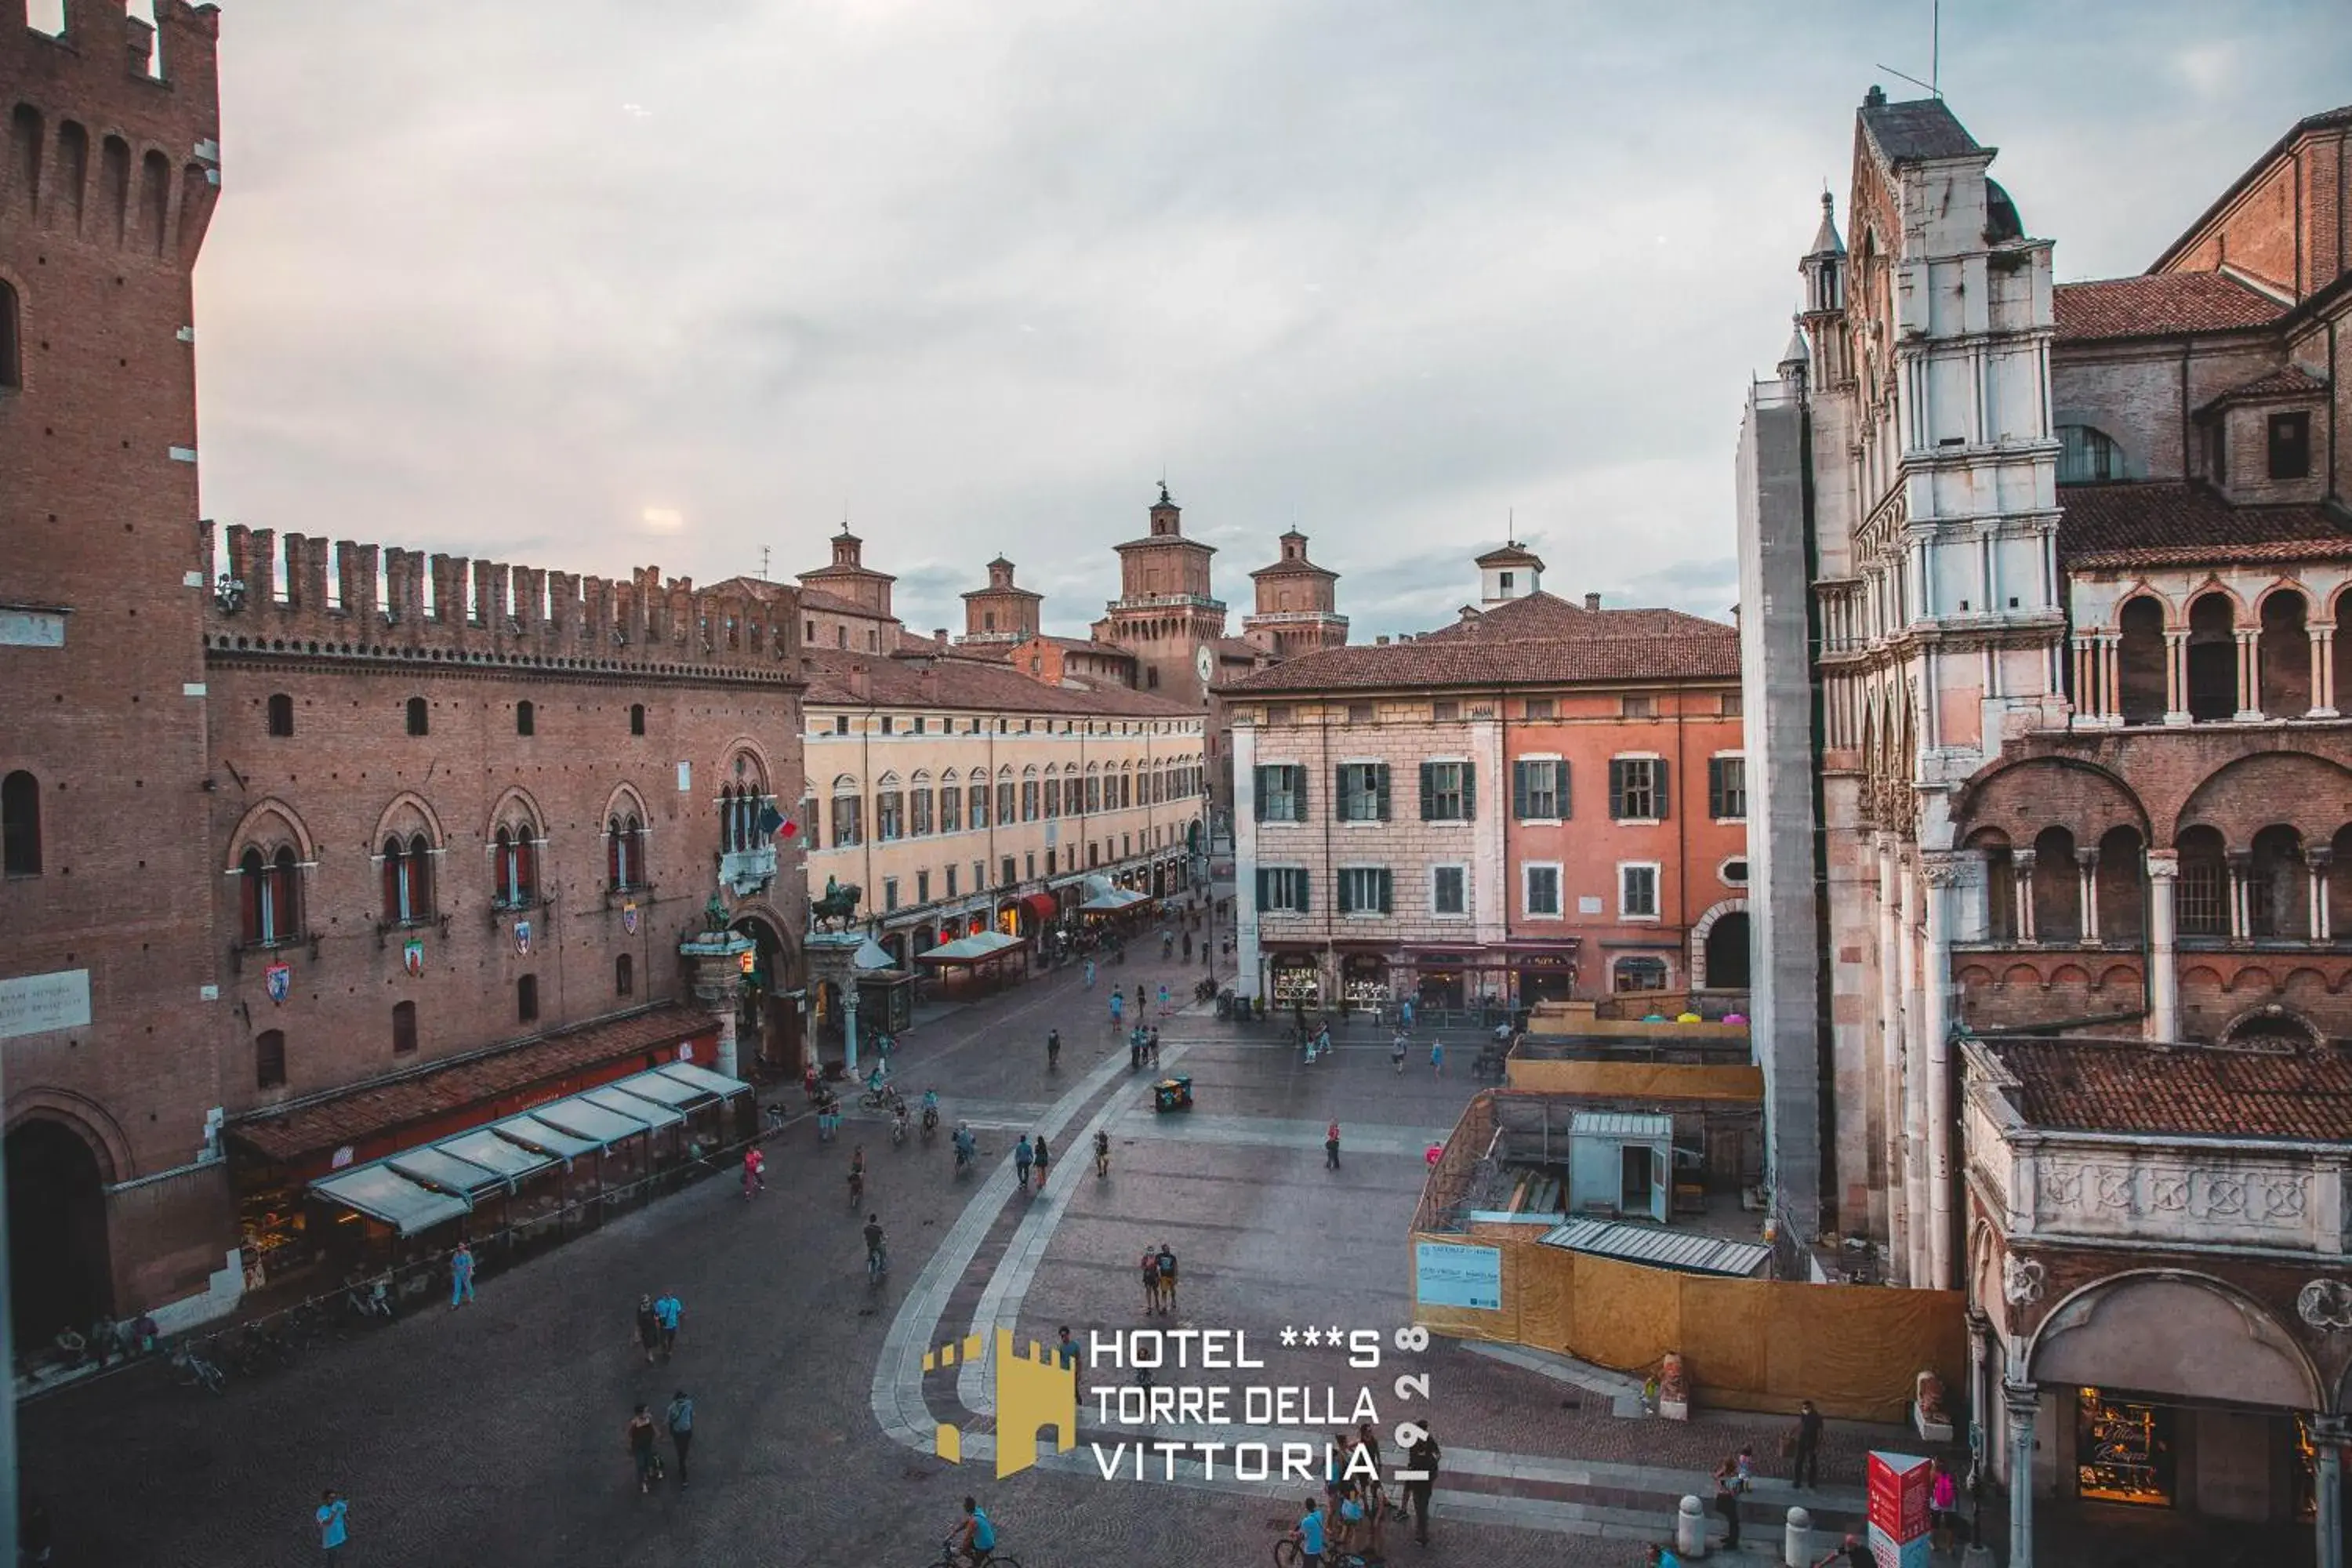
[
  {"left": 169, "top": 1343, "right": 225, "bottom": 1395},
  {"left": 1274, "top": 1532, "right": 1372, "bottom": 1568},
  {"left": 920, "top": 1538, "right": 1022, "bottom": 1568}
]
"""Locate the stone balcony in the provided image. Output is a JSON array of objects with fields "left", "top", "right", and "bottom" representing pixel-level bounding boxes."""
[{"left": 719, "top": 845, "right": 779, "bottom": 896}]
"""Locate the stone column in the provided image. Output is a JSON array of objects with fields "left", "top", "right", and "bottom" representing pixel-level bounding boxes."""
[
  {"left": 2237, "top": 629, "right": 2263, "bottom": 720},
  {"left": 2077, "top": 848, "right": 2101, "bottom": 943},
  {"left": 2004, "top": 1380, "right": 2039, "bottom": 1568},
  {"left": 1900, "top": 858, "right": 1929, "bottom": 1290},
  {"left": 1965, "top": 1310, "right": 1994, "bottom": 1485},
  {"left": 1922, "top": 853, "right": 1959, "bottom": 1291},
  {"left": 2164, "top": 630, "right": 2190, "bottom": 724},
  {"left": 1877, "top": 837, "right": 1908, "bottom": 1279},
  {"left": 2228, "top": 851, "right": 2253, "bottom": 940},
  {"left": 2100, "top": 634, "right": 2122, "bottom": 723},
  {"left": 2312, "top": 848, "right": 2336, "bottom": 942},
  {"left": 679, "top": 924, "right": 756, "bottom": 1078},
  {"left": 2013, "top": 851, "right": 2038, "bottom": 944},
  {"left": 2147, "top": 852, "right": 2180, "bottom": 1041},
  {"left": 2071, "top": 637, "right": 2095, "bottom": 722},
  {"left": 2314, "top": 1414, "right": 2347, "bottom": 1568},
  {"left": 2313, "top": 627, "right": 2339, "bottom": 718}
]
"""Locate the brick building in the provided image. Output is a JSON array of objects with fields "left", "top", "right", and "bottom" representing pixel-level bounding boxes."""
[
  {"left": 1, "top": 1, "right": 238, "bottom": 1343},
  {"left": 1739, "top": 91, "right": 2352, "bottom": 1559},
  {"left": 1227, "top": 545, "right": 1745, "bottom": 1015}
]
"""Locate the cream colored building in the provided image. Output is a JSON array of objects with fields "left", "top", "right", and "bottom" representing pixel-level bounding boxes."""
[{"left": 798, "top": 643, "right": 1206, "bottom": 965}]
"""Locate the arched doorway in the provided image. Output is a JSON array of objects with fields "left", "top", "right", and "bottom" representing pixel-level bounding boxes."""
[
  {"left": 7, "top": 1117, "right": 113, "bottom": 1348},
  {"left": 731, "top": 914, "right": 800, "bottom": 1074},
  {"left": 1702, "top": 911, "right": 1752, "bottom": 990}
]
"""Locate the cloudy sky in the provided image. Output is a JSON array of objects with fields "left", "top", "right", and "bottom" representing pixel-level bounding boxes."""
[{"left": 161, "top": 0, "right": 2351, "bottom": 641}]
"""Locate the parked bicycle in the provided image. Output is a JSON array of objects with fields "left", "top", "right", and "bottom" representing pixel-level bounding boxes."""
[{"left": 169, "top": 1343, "right": 225, "bottom": 1395}]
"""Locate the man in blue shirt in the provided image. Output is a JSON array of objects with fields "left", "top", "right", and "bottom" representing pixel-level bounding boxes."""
[
  {"left": 949, "top": 1494, "right": 996, "bottom": 1566},
  {"left": 653, "top": 1292, "right": 683, "bottom": 1360},
  {"left": 1295, "top": 1497, "right": 1327, "bottom": 1567},
  {"left": 316, "top": 1489, "right": 349, "bottom": 1559}
]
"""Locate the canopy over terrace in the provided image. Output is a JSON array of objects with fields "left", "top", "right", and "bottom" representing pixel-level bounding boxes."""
[{"left": 917, "top": 928, "right": 1028, "bottom": 996}]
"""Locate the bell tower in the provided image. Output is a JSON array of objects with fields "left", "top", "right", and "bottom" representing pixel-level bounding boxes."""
[
  {"left": 1095, "top": 484, "right": 1226, "bottom": 703},
  {"left": 957, "top": 554, "right": 1043, "bottom": 646},
  {"left": 1243, "top": 529, "right": 1348, "bottom": 656}
]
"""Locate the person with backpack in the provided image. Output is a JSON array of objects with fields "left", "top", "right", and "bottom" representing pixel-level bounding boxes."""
[
  {"left": 1155, "top": 1243, "right": 1179, "bottom": 1313},
  {"left": 665, "top": 1389, "right": 695, "bottom": 1488}
]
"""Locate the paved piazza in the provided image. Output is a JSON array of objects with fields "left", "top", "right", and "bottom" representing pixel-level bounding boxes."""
[{"left": 21, "top": 949, "right": 1891, "bottom": 1566}]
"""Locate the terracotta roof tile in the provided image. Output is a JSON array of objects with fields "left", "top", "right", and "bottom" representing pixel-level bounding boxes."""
[
  {"left": 1417, "top": 592, "right": 1726, "bottom": 644},
  {"left": 2196, "top": 365, "right": 2331, "bottom": 414},
  {"left": 2053, "top": 273, "right": 2285, "bottom": 342},
  {"left": 228, "top": 1005, "right": 713, "bottom": 1163},
  {"left": 2057, "top": 481, "right": 2352, "bottom": 569},
  {"left": 1990, "top": 1037, "right": 2352, "bottom": 1141},
  {"left": 1224, "top": 630, "right": 1738, "bottom": 695},
  {"left": 802, "top": 648, "right": 1196, "bottom": 717}
]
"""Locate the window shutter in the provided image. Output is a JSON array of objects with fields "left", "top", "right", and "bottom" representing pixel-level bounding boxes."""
[
  {"left": 1461, "top": 763, "right": 1475, "bottom": 821},
  {"left": 1378, "top": 869, "right": 1394, "bottom": 913},
  {"left": 1708, "top": 759, "right": 1725, "bottom": 820},
  {"left": 1335, "top": 765, "right": 1350, "bottom": 818},
  {"left": 1298, "top": 872, "right": 1309, "bottom": 913},
  {"left": 1254, "top": 768, "right": 1268, "bottom": 822},
  {"left": 1559, "top": 760, "right": 1572, "bottom": 820},
  {"left": 1419, "top": 762, "right": 1435, "bottom": 821},
  {"left": 1608, "top": 759, "right": 1626, "bottom": 819},
  {"left": 1654, "top": 759, "right": 1669, "bottom": 819},
  {"left": 1374, "top": 765, "right": 1391, "bottom": 820},
  {"left": 1255, "top": 868, "right": 1269, "bottom": 909},
  {"left": 1512, "top": 761, "right": 1529, "bottom": 820},
  {"left": 1292, "top": 767, "right": 1308, "bottom": 823},
  {"left": 1338, "top": 872, "right": 1354, "bottom": 915}
]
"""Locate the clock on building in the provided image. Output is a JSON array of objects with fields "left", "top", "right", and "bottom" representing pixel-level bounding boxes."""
[{"left": 1196, "top": 644, "right": 1214, "bottom": 685}]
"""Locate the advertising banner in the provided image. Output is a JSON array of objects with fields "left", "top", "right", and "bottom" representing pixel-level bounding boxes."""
[{"left": 1414, "top": 1242, "right": 1502, "bottom": 1311}]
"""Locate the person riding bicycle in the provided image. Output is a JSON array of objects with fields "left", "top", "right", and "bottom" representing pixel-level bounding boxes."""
[
  {"left": 863, "top": 1213, "right": 886, "bottom": 1276},
  {"left": 947, "top": 1495, "right": 997, "bottom": 1567},
  {"left": 891, "top": 1100, "right": 910, "bottom": 1141},
  {"left": 922, "top": 1087, "right": 940, "bottom": 1131},
  {"left": 953, "top": 1122, "right": 976, "bottom": 1169},
  {"left": 867, "top": 1062, "right": 891, "bottom": 1095},
  {"left": 1046, "top": 1029, "right": 1061, "bottom": 1069}
]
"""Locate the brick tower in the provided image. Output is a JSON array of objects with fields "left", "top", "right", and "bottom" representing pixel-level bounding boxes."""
[
  {"left": 1094, "top": 484, "right": 1226, "bottom": 703},
  {"left": 1242, "top": 529, "right": 1347, "bottom": 657},
  {"left": 0, "top": 1, "right": 240, "bottom": 1338},
  {"left": 957, "top": 554, "right": 1042, "bottom": 647}
]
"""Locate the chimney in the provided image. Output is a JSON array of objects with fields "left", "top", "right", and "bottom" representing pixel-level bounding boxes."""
[
  {"left": 1376, "top": 635, "right": 1391, "bottom": 646},
  {"left": 848, "top": 666, "right": 869, "bottom": 701},
  {"left": 1584, "top": 593, "right": 1602, "bottom": 612},
  {"left": 935, "top": 628, "right": 949, "bottom": 647}
]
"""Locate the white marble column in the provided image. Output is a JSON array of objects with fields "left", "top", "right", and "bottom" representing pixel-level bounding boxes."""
[
  {"left": 1922, "top": 853, "right": 1959, "bottom": 1291},
  {"left": 2078, "top": 848, "right": 2101, "bottom": 942},
  {"left": 2314, "top": 848, "right": 2336, "bottom": 943},
  {"left": 2313, "top": 627, "right": 2339, "bottom": 718},
  {"left": 1900, "top": 858, "right": 1929, "bottom": 1290},
  {"left": 2147, "top": 852, "right": 2180, "bottom": 1041},
  {"left": 2237, "top": 629, "right": 2263, "bottom": 720},
  {"left": 2314, "top": 1414, "right": 2347, "bottom": 1568},
  {"left": 2165, "top": 630, "right": 2191, "bottom": 725},
  {"left": 2229, "top": 851, "right": 2253, "bottom": 940},
  {"left": 2101, "top": 634, "right": 2121, "bottom": 723},
  {"left": 2013, "top": 851, "right": 2038, "bottom": 944},
  {"left": 2005, "top": 1380, "right": 2040, "bottom": 1567},
  {"left": 1877, "top": 837, "right": 1907, "bottom": 1279}
]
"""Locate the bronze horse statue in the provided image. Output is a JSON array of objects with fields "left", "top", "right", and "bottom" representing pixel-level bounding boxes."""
[{"left": 811, "top": 877, "right": 862, "bottom": 931}]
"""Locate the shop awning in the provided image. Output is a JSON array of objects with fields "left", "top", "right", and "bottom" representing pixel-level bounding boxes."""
[
  {"left": 1081, "top": 888, "right": 1151, "bottom": 913},
  {"left": 610, "top": 1067, "right": 713, "bottom": 1112},
  {"left": 582, "top": 1086, "right": 682, "bottom": 1131},
  {"left": 384, "top": 1145, "right": 509, "bottom": 1197},
  {"left": 492, "top": 1114, "right": 601, "bottom": 1160},
  {"left": 437, "top": 1129, "right": 556, "bottom": 1184},
  {"left": 853, "top": 938, "right": 895, "bottom": 971},
  {"left": 1021, "top": 892, "right": 1060, "bottom": 924},
  {"left": 655, "top": 1062, "right": 751, "bottom": 1099},
  {"left": 919, "top": 931, "right": 1028, "bottom": 965},
  {"left": 532, "top": 1097, "right": 653, "bottom": 1149},
  {"left": 312, "top": 1164, "right": 473, "bottom": 1236}
]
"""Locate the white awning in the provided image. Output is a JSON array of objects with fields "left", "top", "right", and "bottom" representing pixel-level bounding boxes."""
[
  {"left": 437, "top": 1129, "right": 556, "bottom": 1184},
  {"left": 918, "top": 930, "right": 1027, "bottom": 964},
  {"left": 611, "top": 1068, "right": 710, "bottom": 1110},
  {"left": 1569, "top": 1111, "right": 1672, "bottom": 1140},
  {"left": 384, "top": 1146, "right": 507, "bottom": 1196},
  {"left": 655, "top": 1062, "right": 751, "bottom": 1099},
  {"left": 492, "top": 1114, "right": 600, "bottom": 1160},
  {"left": 1081, "top": 888, "right": 1150, "bottom": 913},
  {"left": 581, "top": 1086, "right": 682, "bottom": 1130},
  {"left": 312, "top": 1164, "right": 472, "bottom": 1236},
  {"left": 532, "top": 1096, "right": 655, "bottom": 1148}
]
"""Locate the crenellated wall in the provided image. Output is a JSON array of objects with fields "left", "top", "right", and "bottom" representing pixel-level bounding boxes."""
[{"left": 206, "top": 524, "right": 801, "bottom": 680}]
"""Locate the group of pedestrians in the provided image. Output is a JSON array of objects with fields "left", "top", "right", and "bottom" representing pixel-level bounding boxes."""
[
  {"left": 623, "top": 1392, "right": 696, "bottom": 1493},
  {"left": 1013, "top": 1133, "right": 1053, "bottom": 1191},
  {"left": 633, "top": 1292, "right": 684, "bottom": 1365},
  {"left": 1138, "top": 1242, "right": 1179, "bottom": 1313},
  {"left": 1127, "top": 1025, "right": 1161, "bottom": 1069}
]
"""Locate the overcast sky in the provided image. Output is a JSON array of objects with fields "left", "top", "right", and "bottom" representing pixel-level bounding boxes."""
[{"left": 159, "top": 0, "right": 2351, "bottom": 641}]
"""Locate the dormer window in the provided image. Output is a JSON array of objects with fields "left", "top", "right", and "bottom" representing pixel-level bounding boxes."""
[
  {"left": 1498, "top": 572, "right": 1515, "bottom": 592},
  {"left": 2056, "top": 424, "right": 2121, "bottom": 485},
  {"left": 2269, "top": 412, "right": 2311, "bottom": 481}
]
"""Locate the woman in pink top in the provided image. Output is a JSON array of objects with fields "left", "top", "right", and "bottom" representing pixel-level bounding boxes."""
[{"left": 1929, "top": 1459, "right": 1958, "bottom": 1550}]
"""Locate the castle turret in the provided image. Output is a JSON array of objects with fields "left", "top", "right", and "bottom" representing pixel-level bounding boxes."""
[
  {"left": 1097, "top": 484, "right": 1225, "bottom": 703},
  {"left": 1243, "top": 529, "right": 1348, "bottom": 656},
  {"left": 796, "top": 523, "right": 896, "bottom": 619},
  {"left": 957, "top": 554, "right": 1043, "bottom": 646}
]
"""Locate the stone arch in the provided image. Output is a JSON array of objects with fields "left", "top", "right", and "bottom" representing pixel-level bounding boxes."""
[
  {"left": 2116, "top": 593, "right": 2169, "bottom": 724},
  {"left": 2027, "top": 1269, "right": 2321, "bottom": 1412},
  {"left": 718, "top": 734, "right": 775, "bottom": 792},
  {"left": 1968, "top": 1218, "right": 2006, "bottom": 1335},
  {"left": 3, "top": 1091, "right": 130, "bottom": 1187},
  {"left": 601, "top": 782, "right": 651, "bottom": 826},
  {"left": 2096, "top": 964, "right": 2140, "bottom": 993},
  {"left": 2175, "top": 751, "right": 2352, "bottom": 848},
  {"left": 4, "top": 1105, "right": 122, "bottom": 1345},
  {"left": 2218, "top": 1002, "right": 2324, "bottom": 1048},
  {"left": 485, "top": 785, "right": 546, "bottom": 840},
  {"left": 1689, "top": 898, "right": 1750, "bottom": 989},
  {"left": 2186, "top": 588, "right": 2243, "bottom": 721},
  {"left": 2256, "top": 583, "right": 2314, "bottom": 717},
  {"left": 2000, "top": 962, "right": 2041, "bottom": 988},
  {"left": 369, "top": 789, "right": 447, "bottom": 851},
  {"left": 222, "top": 797, "right": 316, "bottom": 871},
  {"left": 1955, "top": 755, "right": 2149, "bottom": 849}
]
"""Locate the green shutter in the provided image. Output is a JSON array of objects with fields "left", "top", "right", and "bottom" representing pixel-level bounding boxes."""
[
  {"left": 1461, "top": 763, "right": 1475, "bottom": 821},
  {"left": 1378, "top": 869, "right": 1394, "bottom": 913},
  {"left": 1654, "top": 758, "right": 1669, "bottom": 820},
  {"left": 1298, "top": 870, "right": 1309, "bottom": 913},
  {"left": 1419, "top": 762, "right": 1436, "bottom": 821},
  {"left": 1335, "top": 765, "right": 1352, "bottom": 820},
  {"left": 1708, "top": 759, "right": 1724, "bottom": 820},
  {"left": 1338, "top": 870, "right": 1353, "bottom": 915},
  {"left": 1292, "top": 767, "right": 1308, "bottom": 824},
  {"left": 1608, "top": 759, "right": 1626, "bottom": 819},
  {"left": 1374, "top": 765, "right": 1391, "bottom": 820},
  {"left": 1254, "top": 768, "right": 1268, "bottom": 822},
  {"left": 1559, "top": 759, "right": 1571, "bottom": 820},
  {"left": 1255, "top": 868, "right": 1269, "bottom": 908},
  {"left": 1512, "top": 760, "right": 1530, "bottom": 820}
]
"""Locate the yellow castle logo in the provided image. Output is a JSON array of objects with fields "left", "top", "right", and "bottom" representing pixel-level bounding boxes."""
[{"left": 923, "top": 1327, "right": 1077, "bottom": 1479}]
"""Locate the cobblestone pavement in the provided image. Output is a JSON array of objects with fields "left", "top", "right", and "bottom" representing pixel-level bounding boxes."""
[{"left": 20, "top": 946, "right": 1937, "bottom": 1566}]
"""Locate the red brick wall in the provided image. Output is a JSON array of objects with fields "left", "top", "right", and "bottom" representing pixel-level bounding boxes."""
[{"left": 203, "top": 653, "right": 805, "bottom": 1112}]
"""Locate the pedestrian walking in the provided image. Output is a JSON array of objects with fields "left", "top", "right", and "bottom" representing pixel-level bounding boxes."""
[
  {"left": 635, "top": 1294, "right": 662, "bottom": 1366},
  {"left": 626, "top": 1404, "right": 662, "bottom": 1494},
  {"left": 448, "top": 1240, "right": 476, "bottom": 1308},
  {"left": 1181, "top": 931, "right": 1192, "bottom": 961},
  {"left": 1400, "top": 996, "right": 1415, "bottom": 1031},
  {"left": 666, "top": 1389, "right": 696, "bottom": 1488},
  {"left": 1155, "top": 1242, "right": 1179, "bottom": 1314},
  {"left": 742, "top": 1144, "right": 766, "bottom": 1198},
  {"left": 1047, "top": 1029, "right": 1061, "bottom": 1069},
  {"left": 1033, "top": 1134, "right": 1051, "bottom": 1189},
  {"left": 1094, "top": 1128, "right": 1111, "bottom": 1178},
  {"left": 1055, "top": 1325, "right": 1080, "bottom": 1371},
  {"left": 1392, "top": 1032, "right": 1407, "bottom": 1072},
  {"left": 1158, "top": 982, "right": 1170, "bottom": 1014},
  {"left": 1149, "top": 1027, "right": 1161, "bottom": 1067},
  {"left": 654, "top": 1292, "right": 683, "bottom": 1360},
  {"left": 1014, "top": 1134, "right": 1035, "bottom": 1191},
  {"left": 1134, "top": 984, "right": 1147, "bottom": 1019},
  {"left": 1129, "top": 1031, "right": 1143, "bottom": 1070},
  {"left": 1109, "top": 992, "right": 1124, "bottom": 1029},
  {"left": 1325, "top": 1120, "right": 1341, "bottom": 1170},
  {"left": 1404, "top": 1425, "right": 1439, "bottom": 1544},
  {"left": 1429, "top": 1040, "right": 1445, "bottom": 1076},
  {"left": 1791, "top": 1399, "right": 1823, "bottom": 1488},
  {"left": 1930, "top": 1458, "right": 1957, "bottom": 1551},
  {"left": 315, "top": 1489, "right": 349, "bottom": 1562},
  {"left": 1084, "top": 959, "right": 1096, "bottom": 990},
  {"left": 1140, "top": 1247, "right": 1162, "bottom": 1314},
  {"left": 1712, "top": 1455, "right": 1744, "bottom": 1550}
]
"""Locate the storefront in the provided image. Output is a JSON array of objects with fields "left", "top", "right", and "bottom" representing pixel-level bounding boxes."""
[
  {"left": 2074, "top": 1388, "right": 2178, "bottom": 1508},
  {"left": 1411, "top": 953, "right": 1468, "bottom": 1011},
  {"left": 1268, "top": 950, "right": 1322, "bottom": 1010},
  {"left": 1510, "top": 948, "right": 1579, "bottom": 1005},
  {"left": 1340, "top": 951, "right": 1392, "bottom": 1014}
]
